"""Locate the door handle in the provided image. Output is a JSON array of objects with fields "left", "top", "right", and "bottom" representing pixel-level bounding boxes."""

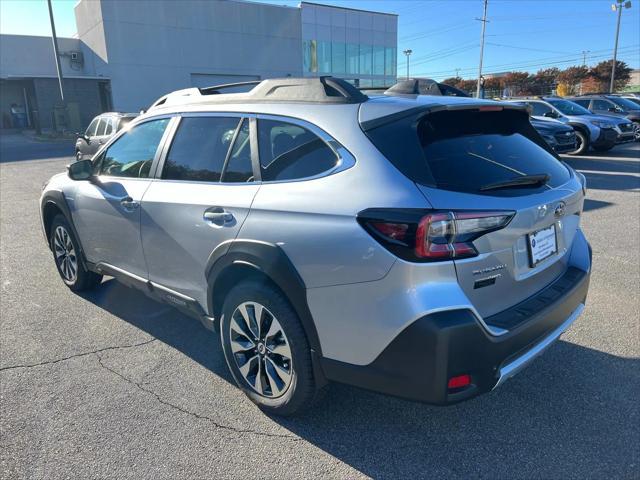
[
  {"left": 203, "top": 207, "right": 234, "bottom": 226},
  {"left": 120, "top": 196, "right": 139, "bottom": 211}
]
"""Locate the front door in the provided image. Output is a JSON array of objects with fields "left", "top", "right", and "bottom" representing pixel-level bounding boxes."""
[
  {"left": 71, "top": 117, "right": 172, "bottom": 278},
  {"left": 141, "top": 115, "right": 259, "bottom": 307}
]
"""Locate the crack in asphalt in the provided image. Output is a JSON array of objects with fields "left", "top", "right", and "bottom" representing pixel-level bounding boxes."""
[
  {"left": 94, "top": 353, "right": 301, "bottom": 442},
  {"left": 0, "top": 339, "right": 157, "bottom": 372}
]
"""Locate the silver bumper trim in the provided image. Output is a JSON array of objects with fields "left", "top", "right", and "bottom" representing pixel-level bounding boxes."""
[{"left": 493, "top": 303, "right": 585, "bottom": 390}]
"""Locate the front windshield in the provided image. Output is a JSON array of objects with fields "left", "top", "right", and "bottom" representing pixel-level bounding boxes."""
[
  {"left": 547, "top": 99, "right": 591, "bottom": 116},
  {"left": 608, "top": 96, "right": 640, "bottom": 110}
]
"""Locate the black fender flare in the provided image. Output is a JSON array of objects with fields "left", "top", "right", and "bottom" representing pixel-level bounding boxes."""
[
  {"left": 206, "top": 239, "right": 326, "bottom": 384},
  {"left": 40, "top": 190, "right": 89, "bottom": 270},
  {"left": 568, "top": 122, "right": 590, "bottom": 140},
  {"left": 205, "top": 240, "right": 321, "bottom": 353}
]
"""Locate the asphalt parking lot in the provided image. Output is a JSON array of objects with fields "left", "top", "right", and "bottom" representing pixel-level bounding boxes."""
[{"left": 1, "top": 133, "right": 638, "bottom": 479}]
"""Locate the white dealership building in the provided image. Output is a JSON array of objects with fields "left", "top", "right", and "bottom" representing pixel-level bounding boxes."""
[{"left": 0, "top": 0, "right": 397, "bottom": 132}]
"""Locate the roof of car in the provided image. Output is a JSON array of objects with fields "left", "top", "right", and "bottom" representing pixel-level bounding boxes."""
[{"left": 140, "top": 77, "right": 527, "bottom": 131}]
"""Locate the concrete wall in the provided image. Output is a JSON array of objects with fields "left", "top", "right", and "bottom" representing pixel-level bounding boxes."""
[
  {"left": 75, "top": 0, "right": 303, "bottom": 112},
  {"left": 0, "top": 34, "right": 100, "bottom": 79}
]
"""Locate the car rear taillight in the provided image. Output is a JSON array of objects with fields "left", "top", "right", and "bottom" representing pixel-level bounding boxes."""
[{"left": 359, "top": 209, "right": 514, "bottom": 262}]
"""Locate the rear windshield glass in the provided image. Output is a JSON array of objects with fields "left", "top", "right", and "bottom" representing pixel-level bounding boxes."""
[{"left": 365, "top": 109, "right": 571, "bottom": 196}]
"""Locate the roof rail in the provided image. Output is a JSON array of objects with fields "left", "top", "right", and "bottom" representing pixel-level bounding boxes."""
[
  {"left": 148, "top": 76, "right": 368, "bottom": 110},
  {"left": 199, "top": 80, "right": 262, "bottom": 95}
]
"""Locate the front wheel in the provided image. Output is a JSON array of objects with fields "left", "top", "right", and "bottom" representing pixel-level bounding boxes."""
[
  {"left": 220, "top": 281, "right": 318, "bottom": 416},
  {"left": 567, "top": 130, "right": 589, "bottom": 155},
  {"left": 50, "top": 215, "right": 102, "bottom": 291},
  {"left": 633, "top": 123, "right": 640, "bottom": 142}
]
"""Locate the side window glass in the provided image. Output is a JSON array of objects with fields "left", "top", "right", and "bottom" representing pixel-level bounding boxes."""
[
  {"left": 258, "top": 119, "right": 338, "bottom": 182},
  {"left": 104, "top": 117, "right": 114, "bottom": 136},
  {"left": 85, "top": 118, "right": 99, "bottom": 136},
  {"left": 222, "top": 119, "right": 253, "bottom": 183},
  {"left": 162, "top": 116, "right": 240, "bottom": 182},
  {"left": 572, "top": 99, "right": 591, "bottom": 108},
  {"left": 96, "top": 118, "right": 107, "bottom": 136},
  {"left": 592, "top": 99, "right": 611, "bottom": 111},
  {"left": 99, "top": 118, "right": 169, "bottom": 178},
  {"left": 530, "top": 102, "right": 551, "bottom": 116}
]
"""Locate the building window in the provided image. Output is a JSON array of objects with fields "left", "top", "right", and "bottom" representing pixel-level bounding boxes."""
[
  {"left": 317, "top": 41, "right": 332, "bottom": 74},
  {"left": 359, "top": 44, "right": 372, "bottom": 76},
  {"left": 304, "top": 40, "right": 318, "bottom": 73},
  {"left": 331, "top": 42, "right": 346, "bottom": 75},
  {"left": 385, "top": 47, "right": 396, "bottom": 77},
  {"left": 373, "top": 45, "right": 385, "bottom": 76},
  {"left": 346, "top": 44, "right": 359, "bottom": 75}
]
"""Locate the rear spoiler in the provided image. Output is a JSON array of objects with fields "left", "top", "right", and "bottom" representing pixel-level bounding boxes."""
[{"left": 360, "top": 102, "right": 529, "bottom": 132}]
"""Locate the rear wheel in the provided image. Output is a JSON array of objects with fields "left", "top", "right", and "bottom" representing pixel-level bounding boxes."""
[
  {"left": 50, "top": 215, "right": 102, "bottom": 291},
  {"left": 220, "top": 281, "right": 318, "bottom": 416},
  {"left": 633, "top": 122, "right": 640, "bottom": 142},
  {"left": 568, "top": 130, "right": 589, "bottom": 155}
]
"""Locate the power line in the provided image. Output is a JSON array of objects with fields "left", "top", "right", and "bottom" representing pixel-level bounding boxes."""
[{"left": 412, "top": 47, "right": 640, "bottom": 79}]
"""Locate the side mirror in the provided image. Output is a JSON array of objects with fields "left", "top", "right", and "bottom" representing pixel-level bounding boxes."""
[
  {"left": 67, "top": 159, "right": 93, "bottom": 181},
  {"left": 608, "top": 106, "right": 620, "bottom": 113}
]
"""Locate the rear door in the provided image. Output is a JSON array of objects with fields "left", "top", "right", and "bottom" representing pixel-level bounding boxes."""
[{"left": 141, "top": 114, "right": 259, "bottom": 307}]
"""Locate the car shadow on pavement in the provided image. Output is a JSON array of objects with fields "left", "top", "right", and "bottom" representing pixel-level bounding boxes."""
[
  {"left": 79, "top": 279, "right": 235, "bottom": 386},
  {"left": 79, "top": 279, "right": 639, "bottom": 479}
]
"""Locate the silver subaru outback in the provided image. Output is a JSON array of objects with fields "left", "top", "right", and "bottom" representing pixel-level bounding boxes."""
[{"left": 40, "top": 77, "right": 591, "bottom": 416}]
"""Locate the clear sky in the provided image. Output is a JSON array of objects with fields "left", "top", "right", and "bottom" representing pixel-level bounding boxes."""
[{"left": 1, "top": 0, "right": 639, "bottom": 80}]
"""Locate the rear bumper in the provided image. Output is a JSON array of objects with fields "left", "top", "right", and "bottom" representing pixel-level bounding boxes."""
[{"left": 322, "top": 253, "right": 591, "bottom": 406}]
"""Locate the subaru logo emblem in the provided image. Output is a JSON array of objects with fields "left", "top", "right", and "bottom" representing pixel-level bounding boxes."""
[
  {"left": 538, "top": 204, "right": 548, "bottom": 218},
  {"left": 555, "top": 201, "right": 566, "bottom": 218}
]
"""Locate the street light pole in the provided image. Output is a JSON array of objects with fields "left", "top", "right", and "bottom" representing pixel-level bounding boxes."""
[
  {"left": 47, "top": 0, "right": 65, "bottom": 102},
  {"left": 610, "top": 0, "right": 632, "bottom": 93},
  {"left": 403, "top": 49, "right": 413, "bottom": 79},
  {"left": 476, "top": 0, "right": 489, "bottom": 98}
]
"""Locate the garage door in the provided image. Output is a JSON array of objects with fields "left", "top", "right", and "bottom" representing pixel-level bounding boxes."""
[{"left": 190, "top": 74, "right": 260, "bottom": 92}]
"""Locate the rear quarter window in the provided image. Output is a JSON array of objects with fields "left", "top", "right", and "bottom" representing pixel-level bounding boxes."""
[{"left": 365, "top": 108, "right": 571, "bottom": 196}]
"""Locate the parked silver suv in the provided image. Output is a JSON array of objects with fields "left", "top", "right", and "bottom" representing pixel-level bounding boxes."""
[{"left": 40, "top": 77, "right": 592, "bottom": 415}]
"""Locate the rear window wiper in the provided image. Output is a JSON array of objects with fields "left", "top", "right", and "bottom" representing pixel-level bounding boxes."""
[{"left": 479, "top": 173, "right": 550, "bottom": 192}]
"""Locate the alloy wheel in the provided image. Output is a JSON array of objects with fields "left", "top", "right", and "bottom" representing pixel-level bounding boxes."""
[
  {"left": 53, "top": 226, "right": 78, "bottom": 283},
  {"left": 229, "top": 301, "right": 293, "bottom": 398}
]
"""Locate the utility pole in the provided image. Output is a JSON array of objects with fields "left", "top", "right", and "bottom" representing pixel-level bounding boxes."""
[
  {"left": 476, "top": 0, "right": 489, "bottom": 98},
  {"left": 455, "top": 68, "right": 461, "bottom": 78},
  {"left": 47, "top": 0, "right": 65, "bottom": 102},
  {"left": 403, "top": 49, "right": 413, "bottom": 79},
  {"left": 582, "top": 50, "right": 590, "bottom": 66},
  {"left": 610, "top": 0, "right": 632, "bottom": 93}
]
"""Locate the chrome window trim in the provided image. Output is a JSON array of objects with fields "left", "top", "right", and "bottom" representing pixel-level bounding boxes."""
[{"left": 256, "top": 113, "right": 356, "bottom": 184}]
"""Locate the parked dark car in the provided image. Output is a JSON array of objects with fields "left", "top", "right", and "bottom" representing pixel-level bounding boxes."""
[
  {"left": 530, "top": 117, "right": 577, "bottom": 154},
  {"left": 385, "top": 78, "right": 471, "bottom": 97},
  {"left": 75, "top": 112, "right": 137, "bottom": 161},
  {"left": 568, "top": 94, "right": 640, "bottom": 141}
]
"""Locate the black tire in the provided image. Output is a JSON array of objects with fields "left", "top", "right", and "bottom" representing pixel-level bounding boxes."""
[
  {"left": 50, "top": 214, "right": 102, "bottom": 291},
  {"left": 220, "top": 280, "right": 318, "bottom": 416},
  {"left": 568, "top": 130, "right": 589, "bottom": 155},
  {"left": 593, "top": 144, "right": 615, "bottom": 152}
]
